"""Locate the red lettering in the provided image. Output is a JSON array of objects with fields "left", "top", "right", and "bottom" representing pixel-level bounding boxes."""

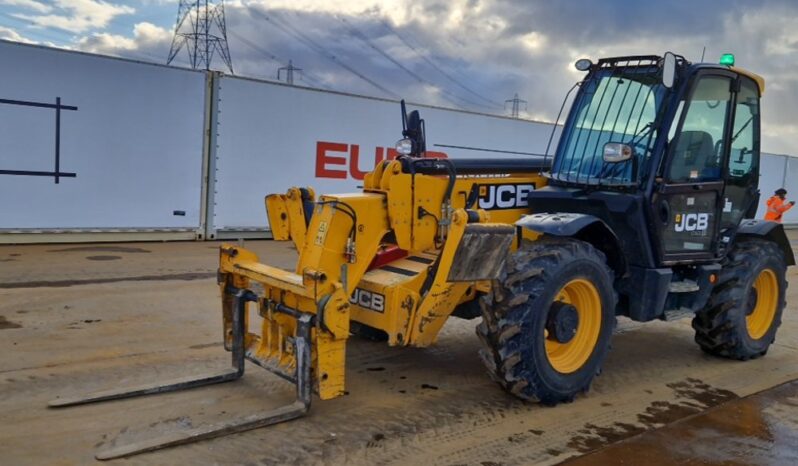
[
  {"left": 315, "top": 141, "right": 348, "bottom": 179},
  {"left": 349, "top": 144, "right": 382, "bottom": 181},
  {"left": 374, "top": 147, "right": 395, "bottom": 164},
  {"left": 316, "top": 141, "right": 449, "bottom": 180}
]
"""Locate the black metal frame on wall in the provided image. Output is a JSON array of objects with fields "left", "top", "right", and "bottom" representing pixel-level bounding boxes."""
[{"left": 0, "top": 97, "right": 78, "bottom": 184}]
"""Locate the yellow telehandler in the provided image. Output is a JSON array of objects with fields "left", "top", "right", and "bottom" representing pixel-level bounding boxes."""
[{"left": 51, "top": 53, "right": 793, "bottom": 460}]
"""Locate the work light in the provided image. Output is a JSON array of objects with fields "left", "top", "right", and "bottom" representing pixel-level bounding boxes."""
[{"left": 719, "top": 53, "right": 735, "bottom": 66}]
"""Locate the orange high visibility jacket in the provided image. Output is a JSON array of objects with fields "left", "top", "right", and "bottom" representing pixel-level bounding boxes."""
[{"left": 765, "top": 196, "right": 793, "bottom": 222}]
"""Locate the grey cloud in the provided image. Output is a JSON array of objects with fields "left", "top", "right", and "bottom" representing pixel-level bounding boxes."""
[{"left": 67, "top": 0, "right": 798, "bottom": 153}]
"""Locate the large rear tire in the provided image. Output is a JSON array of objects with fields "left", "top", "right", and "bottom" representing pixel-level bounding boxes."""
[
  {"left": 477, "top": 238, "right": 617, "bottom": 404},
  {"left": 692, "top": 239, "right": 787, "bottom": 360}
]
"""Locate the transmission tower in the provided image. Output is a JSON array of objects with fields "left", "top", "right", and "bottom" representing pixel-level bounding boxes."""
[
  {"left": 505, "top": 93, "right": 527, "bottom": 118},
  {"left": 278, "top": 60, "right": 302, "bottom": 85},
  {"left": 167, "top": 0, "right": 233, "bottom": 73}
]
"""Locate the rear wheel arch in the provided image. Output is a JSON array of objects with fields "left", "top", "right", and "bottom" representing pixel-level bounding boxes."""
[{"left": 736, "top": 219, "right": 795, "bottom": 265}]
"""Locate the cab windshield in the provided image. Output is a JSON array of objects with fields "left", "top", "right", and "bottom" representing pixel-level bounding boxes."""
[{"left": 551, "top": 66, "right": 668, "bottom": 186}]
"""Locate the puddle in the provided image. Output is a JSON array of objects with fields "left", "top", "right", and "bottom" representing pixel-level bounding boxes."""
[
  {"left": 567, "top": 422, "right": 646, "bottom": 452},
  {"left": 189, "top": 342, "right": 221, "bottom": 350},
  {"left": 566, "top": 381, "right": 798, "bottom": 465},
  {"left": 86, "top": 255, "right": 122, "bottom": 261},
  {"left": 565, "top": 378, "right": 740, "bottom": 455},
  {"left": 0, "top": 316, "right": 23, "bottom": 329},
  {"left": 637, "top": 401, "right": 701, "bottom": 427},
  {"left": 48, "top": 246, "right": 151, "bottom": 253},
  {"left": 666, "top": 378, "right": 737, "bottom": 407},
  {"left": 0, "top": 272, "right": 216, "bottom": 289}
]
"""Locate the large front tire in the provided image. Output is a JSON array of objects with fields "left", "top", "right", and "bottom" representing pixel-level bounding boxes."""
[
  {"left": 692, "top": 239, "right": 787, "bottom": 360},
  {"left": 477, "top": 238, "right": 617, "bottom": 404}
]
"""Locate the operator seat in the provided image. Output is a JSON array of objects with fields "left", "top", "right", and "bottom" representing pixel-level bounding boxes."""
[{"left": 669, "top": 130, "right": 716, "bottom": 181}]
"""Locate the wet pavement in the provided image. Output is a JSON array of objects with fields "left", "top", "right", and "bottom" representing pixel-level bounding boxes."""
[
  {"left": 1, "top": 234, "right": 798, "bottom": 464},
  {"left": 565, "top": 380, "right": 798, "bottom": 465}
]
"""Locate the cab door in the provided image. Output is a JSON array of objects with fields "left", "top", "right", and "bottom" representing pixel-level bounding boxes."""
[
  {"left": 718, "top": 77, "right": 761, "bottom": 249},
  {"left": 653, "top": 73, "right": 734, "bottom": 263}
]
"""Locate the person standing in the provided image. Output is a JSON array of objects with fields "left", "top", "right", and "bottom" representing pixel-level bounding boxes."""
[{"left": 765, "top": 188, "right": 795, "bottom": 223}]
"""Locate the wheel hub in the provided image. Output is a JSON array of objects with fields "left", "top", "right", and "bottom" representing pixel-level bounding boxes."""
[{"left": 547, "top": 302, "right": 579, "bottom": 344}]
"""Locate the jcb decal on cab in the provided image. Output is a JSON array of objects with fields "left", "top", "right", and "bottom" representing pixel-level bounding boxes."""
[
  {"left": 478, "top": 183, "right": 536, "bottom": 210},
  {"left": 674, "top": 213, "right": 709, "bottom": 232},
  {"left": 350, "top": 288, "right": 385, "bottom": 313}
]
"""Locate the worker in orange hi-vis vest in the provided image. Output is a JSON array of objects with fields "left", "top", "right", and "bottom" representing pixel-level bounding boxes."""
[{"left": 765, "top": 188, "right": 795, "bottom": 222}]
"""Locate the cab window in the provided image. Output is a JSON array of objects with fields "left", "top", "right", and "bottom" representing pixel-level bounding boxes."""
[
  {"left": 668, "top": 76, "right": 732, "bottom": 183},
  {"left": 728, "top": 80, "right": 759, "bottom": 180},
  {"left": 721, "top": 79, "right": 760, "bottom": 228}
]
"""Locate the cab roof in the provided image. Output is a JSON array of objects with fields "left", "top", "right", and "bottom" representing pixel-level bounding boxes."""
[
  {"left": 591, "top": 55, "right": 766, "bottom": 95},
  {"left": 688, "top": 63, "right": 765, "bottom": 94}
]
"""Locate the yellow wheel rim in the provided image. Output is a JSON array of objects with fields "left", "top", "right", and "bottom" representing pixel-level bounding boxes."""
[
  {"left": 545, "top": 278, "right": 602, "bottom": 374},
  {"left": 746, "top": 268, "right": 778, "bottom": 340}
]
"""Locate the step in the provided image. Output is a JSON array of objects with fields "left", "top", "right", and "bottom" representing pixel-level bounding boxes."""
[
  {"left": 663, "top": 308, "right": 695, "bottom": 321},
  {"left": 669, "top": 279, "right": 700, "bottom": 293}
]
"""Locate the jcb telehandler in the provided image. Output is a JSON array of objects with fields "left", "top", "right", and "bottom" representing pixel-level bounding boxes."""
[{"left": 51, "top": 53, "right": 793, "bottom": 460}]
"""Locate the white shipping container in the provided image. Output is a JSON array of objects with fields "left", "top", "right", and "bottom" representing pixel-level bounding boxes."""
[
  {"left": 210, "top": 75, "right": 559, "bottom": 235},
  {"left": 0, "top": 40, "right": 206, "bottom": 233}
]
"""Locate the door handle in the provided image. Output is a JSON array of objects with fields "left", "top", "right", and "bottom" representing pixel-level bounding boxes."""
[{"left": 659, "top": 200, "right": 671, "bottom": 224}]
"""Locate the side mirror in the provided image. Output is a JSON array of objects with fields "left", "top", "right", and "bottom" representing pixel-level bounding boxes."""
[
  {"left": 662, "top": 52, "right": 676, "bottom": 89},
  {"left": 397, "top": 103, "right": 426, "bottom": 157},
  {"left": 603, "top": 142, "right": 634, "bottom": 163}
]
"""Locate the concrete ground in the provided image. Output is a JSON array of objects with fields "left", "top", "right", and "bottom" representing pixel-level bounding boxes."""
[{"left": 1, "top": 235, "right": 798, "bottom": 465}]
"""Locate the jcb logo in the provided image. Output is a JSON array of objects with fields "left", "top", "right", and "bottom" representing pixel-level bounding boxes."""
[
  {"left": 674, "top": 213, "right": 709, "bottom": 232},
  {"left": 350, "top": 288, "right": 385, "bottom": 313},
  {"left": 478, "top": 183, "right": 535, "bottom": 210}
]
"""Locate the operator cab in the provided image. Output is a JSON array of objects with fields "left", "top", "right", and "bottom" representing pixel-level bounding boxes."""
[{"left": 529, "top": 53, "right": 765, "bottom": 268}]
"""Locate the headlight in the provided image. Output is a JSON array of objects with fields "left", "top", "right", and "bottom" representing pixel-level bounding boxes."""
[{"left": 395, "top": 138, "right": 413, "bottom": 155}]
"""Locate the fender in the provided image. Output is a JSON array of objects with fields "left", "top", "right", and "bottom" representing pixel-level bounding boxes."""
[
  {"left": 516, "top": 213, "right": 627, "bottom": 275},
  {"left": 737, "top": 219, "right": 796, "bottom": 265}
]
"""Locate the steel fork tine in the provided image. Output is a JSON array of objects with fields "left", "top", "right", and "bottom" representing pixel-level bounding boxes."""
[
  {"left": 48, "top": 290, "right": 255, "bottom": 408},
  {"left": 93, "top": 306, "right": 314, "bottom": 460}
]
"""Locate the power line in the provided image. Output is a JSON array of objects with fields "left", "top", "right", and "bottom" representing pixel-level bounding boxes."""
[
  {"left": 336, "top": 16, "right": 494, "bottom": 111},
  {"left": 249, "top": 7, "right": 400, "bottom": 99},
  {"left": 380, "top": 19, "right": 502, "bottom": 109},
  {"left": 228, "top": 29, "right": 331, "bottom": 89}
]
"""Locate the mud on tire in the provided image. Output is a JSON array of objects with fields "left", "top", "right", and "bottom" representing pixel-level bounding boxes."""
[
  {"left": 692, "top": 239, "right": 787, "bottom": 360},
  {"left": 477, "top": 238, "right": 617, "bottom": 404}
]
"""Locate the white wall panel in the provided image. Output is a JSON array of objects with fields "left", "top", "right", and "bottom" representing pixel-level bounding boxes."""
[
  {"left": 0, "top": 40, "right": 206, "bottom": 230},
  {"left": 211, "top": 76, "right": 559, "bottom": 232}
]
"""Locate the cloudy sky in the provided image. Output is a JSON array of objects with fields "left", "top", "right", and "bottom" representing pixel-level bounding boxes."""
[{"left": 1, "top": 0, "right": 797, "bottom": 153}]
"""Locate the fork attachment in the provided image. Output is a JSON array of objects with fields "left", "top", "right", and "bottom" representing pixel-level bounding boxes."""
[{"left": 48, "top": 288, "right": 314, "bottom": 461}]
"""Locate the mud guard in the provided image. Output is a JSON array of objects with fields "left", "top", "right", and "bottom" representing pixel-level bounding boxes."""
[
  {"left": 737, "top": 219, "right": 796, "bottom": 266},
  {"left": 448, "top": 224, "right": 515, "bottom": 281},
  {"left": 515, "top": 213, "right": 627, "bottom": 275}
]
